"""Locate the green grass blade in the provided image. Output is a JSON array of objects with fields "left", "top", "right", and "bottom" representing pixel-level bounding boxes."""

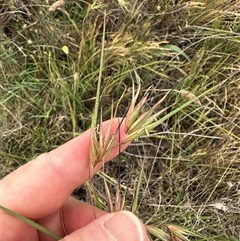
[
  {"left": 0, "top": 205, "right": 62, "bottom": 240},
  {"left": 146, "top": 84, "right": 217, "bottom": 132},
  {"left": 92, "top": 10, "right": 106, "bottom": 128},
  {"left": 163, "top": 44, "right": 190, "bottom": 61},
  {"left": 131, "top": 159, "right": 144, "bottom": 214}
]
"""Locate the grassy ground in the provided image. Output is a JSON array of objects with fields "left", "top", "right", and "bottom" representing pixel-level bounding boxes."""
[{"left": 1, "top": 0, "right": 240, "bottom": 240}]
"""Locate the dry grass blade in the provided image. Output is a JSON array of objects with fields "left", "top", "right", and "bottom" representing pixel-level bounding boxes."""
[
  {"left": 104, "top": 178, "right": 114, "bottom": 212},
  {"left": 114, "top": 184, "right": 123, "bottom": 212},
  {"left": 98, "top": 171, "right": 133, "bottom": 192}
]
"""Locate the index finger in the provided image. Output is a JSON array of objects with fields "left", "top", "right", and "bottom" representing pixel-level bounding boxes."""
[{"left": 1, "top": 118, "right": 129, "bottom": 219}]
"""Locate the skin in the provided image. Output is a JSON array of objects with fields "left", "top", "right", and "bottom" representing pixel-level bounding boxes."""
[{"left": 0, "top": 118, "right": 150, "bottom": 241}]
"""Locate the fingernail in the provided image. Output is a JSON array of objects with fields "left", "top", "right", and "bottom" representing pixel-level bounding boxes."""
[{"left": 103, "top": 211, "right": 146, "bottom": 241}]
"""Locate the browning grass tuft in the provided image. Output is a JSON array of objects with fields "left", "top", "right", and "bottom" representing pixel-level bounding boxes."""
[{"left": 1, "top": 0, "right": 240, "bottom": 240}]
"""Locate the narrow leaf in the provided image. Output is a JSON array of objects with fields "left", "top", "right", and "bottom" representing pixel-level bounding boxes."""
[
  {"left": 0, "top": 205, "right": 61, "bottom": 240},
  {"left": 131, "top": 159, "right": 144, "bottom": 214},
  {"left": 163, "top": 44, "right": 190, "bottom": 61}
]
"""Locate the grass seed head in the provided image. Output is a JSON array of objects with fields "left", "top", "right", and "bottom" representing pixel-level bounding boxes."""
[
  {"left": 48, "top": 0, "right": 65, "bottom": 12},
  {"left": 123, "top": 78, "right": 170, "bottom": 144},
  {"left": 90, "top": 117, "right": 117, "bottom": 168}
]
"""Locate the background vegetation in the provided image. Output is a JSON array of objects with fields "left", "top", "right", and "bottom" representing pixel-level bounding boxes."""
[{"left": 1, "top": 0, "right": 240, "bottom": 240}]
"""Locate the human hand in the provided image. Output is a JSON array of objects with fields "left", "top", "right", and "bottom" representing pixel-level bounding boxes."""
[{"left": 0, "top": 118, "right": 150, "bottom": 241}]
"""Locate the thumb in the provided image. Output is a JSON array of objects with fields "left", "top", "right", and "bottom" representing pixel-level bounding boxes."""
[{"left": 60, "top": 210, "right": 149, "bottom": 241}]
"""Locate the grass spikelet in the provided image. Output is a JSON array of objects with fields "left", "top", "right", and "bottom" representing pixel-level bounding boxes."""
[
  {"left": 90, "top": 113, "right": 117, "bottom": 167},
  {"left": 165, "top": 223, "right": 200, "bottom": 241},
  {"left": 122, "top": 70, "right": 171, "bottom": 143},
  {"left": 117, "top": 0, "right": 130, "bottom": 12},
  {"left": 48, "top": 0, "right": 65, "bottom": 12},
  {"left": 178, "top": 90, "right": 202, "bottom": 106},
  {"left": 146, "top": 223, "right": 200, "bottom": 241},
  {"left": 146, "top": 225, "right": 170, "bottom": 241}
]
